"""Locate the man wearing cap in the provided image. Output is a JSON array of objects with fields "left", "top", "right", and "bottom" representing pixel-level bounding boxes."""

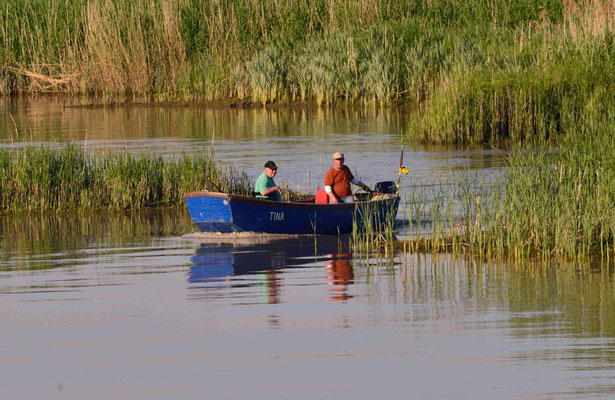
[
  {"left": 255, "top": 161, "right": 283, "bottom": 201},
  {"left": 324, "top": 152, "right": 370, "bottom": 204}
]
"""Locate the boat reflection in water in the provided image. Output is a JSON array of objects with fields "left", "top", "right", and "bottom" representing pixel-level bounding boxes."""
[{"left": 188, "top": 235, "right": 354, "bottom": 303}]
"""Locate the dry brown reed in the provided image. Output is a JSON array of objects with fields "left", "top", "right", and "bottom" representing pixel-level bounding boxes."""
[{"left": 82, "top": 0, "right": 186, "bottom": 97}]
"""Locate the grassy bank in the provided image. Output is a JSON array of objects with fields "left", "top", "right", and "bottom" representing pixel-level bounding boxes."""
[
  {"left": 411, "top": 1, "right": 615, "bottom": 143},
  {"left": 3, "top": 1, "right": 615, "bottom": 143},
  {"left": 485, "top": 118, "right": 615, "bottom": 260},
  {"left": 390, "top": 117, "right": 615, "bottom": 261},
  {"left": 0, "top": 146, "right": 251, "bottom": 211}
]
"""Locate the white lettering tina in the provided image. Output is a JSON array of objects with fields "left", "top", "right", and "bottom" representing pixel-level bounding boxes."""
[{"left": 269, "top": 211, "right": 284, "bottom": 221}]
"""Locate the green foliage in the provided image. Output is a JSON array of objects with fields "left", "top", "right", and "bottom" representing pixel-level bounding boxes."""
[
  {"left": 410, "top": 117, "right": 615, "bottom": 261},
  {"left": 0, "top": 146, "right": 252, "bottom": 211},
  {"left": 2, "top": 0, "right": 615, "bottom": 143},
  {"left": 490, "top": 118, "right": 615, "bottom": 259},
  {"left": 245, "top": 44, "right": 288, "bottom": 103}
]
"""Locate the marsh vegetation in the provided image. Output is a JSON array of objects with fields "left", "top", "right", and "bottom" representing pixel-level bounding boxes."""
[
  {"left": 4, "top": 1, "right": 615, "bottom": 260},
  {"left": 351, "top": 118, "right": 615, "bottom": 262},
  {"left": 0, "top": 146, "right": 251, "bottom": 211},
  {"left": 3, "top": 0, "right": 615, "bottom": 143}
]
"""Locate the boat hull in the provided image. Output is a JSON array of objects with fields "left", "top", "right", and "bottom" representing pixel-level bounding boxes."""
[{"left": 184, "top": 192, "right": 399, "bottom": 235}]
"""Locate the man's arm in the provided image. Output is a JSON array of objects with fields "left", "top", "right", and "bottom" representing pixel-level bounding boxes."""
[
  {"left": 351, "top": 178, "right": 370, "bottom": 191},
  {"left": 325, "top": 186, "right": 338, "bottom": 204},
  {"left": 324, "top": 169, "right": 339, "bottom": 204},
  {"left": 261, "top": 186, "right": 282, "bottom": 196}
]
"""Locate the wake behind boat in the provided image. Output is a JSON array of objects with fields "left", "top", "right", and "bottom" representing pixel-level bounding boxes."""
[{"left": 184, "top": 189, "right": 400, "bottom": 235}]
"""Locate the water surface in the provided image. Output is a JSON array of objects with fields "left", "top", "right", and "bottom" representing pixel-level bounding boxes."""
[
  {"left": 1, "top": 97, "right": 504, "bottom": 194},
  {"left": 2, "top": 99, "right": 614, "bottom": 399}
]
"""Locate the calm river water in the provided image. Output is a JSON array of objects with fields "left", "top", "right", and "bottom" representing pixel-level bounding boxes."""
[{"left": 2, "top": 98, "right": 615, "bottom": 399}]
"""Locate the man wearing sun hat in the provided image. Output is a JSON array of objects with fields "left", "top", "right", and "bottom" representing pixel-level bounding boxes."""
[
  {"left": 324, "top": 152, "right": 370, "bottom": 204},
  {"left": 255, "top": 160, "right": 282, "bottom": 201}
]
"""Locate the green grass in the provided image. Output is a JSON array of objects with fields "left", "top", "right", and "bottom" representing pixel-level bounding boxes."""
[
  {"left": 409, "top": 26, "right": 615, "bottom": 143},
  {"left": 485, "top": 118, "right": 615, "bottom": 260},
  {"left": 0, "top": 146, "right": 252, "bottom": 211},
  {"left": 7, "top": 1, "right": 615, "bottom": 143},
  {"left": 398, "top": 116, "right": 615, "bottom": 261},
  {"left": 350, "top": 193, "right": 400, "bottom": 259}
]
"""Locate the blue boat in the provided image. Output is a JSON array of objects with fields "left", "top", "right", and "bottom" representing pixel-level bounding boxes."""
[{"left": 184, "top": 190, "right": 400, "bottom": 235}]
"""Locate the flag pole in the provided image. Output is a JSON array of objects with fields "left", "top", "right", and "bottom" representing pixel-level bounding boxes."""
[{"left": 396, "top": 142, "right": 408, "bottom": 195}]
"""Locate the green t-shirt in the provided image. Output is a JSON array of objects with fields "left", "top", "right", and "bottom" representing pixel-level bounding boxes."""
[{"left": 255, "top": 172, "right": 282, "bottom": 201}]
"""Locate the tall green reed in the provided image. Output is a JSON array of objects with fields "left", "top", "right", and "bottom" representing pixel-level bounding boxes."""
[
  {"left": 0, "top": 146, "right": 252, "bottom": 211},
  {"left": 351, "top": 194, "right": 399, "bottom": 259},
  {"left": 403, "top": 116, "right": 615, "bottom": 261},
  {"left": 4, "top": 0, "right": 615, "bottom": 145},
  {"left": 489, "top": 118, "right": 615, "bottom": 260}
]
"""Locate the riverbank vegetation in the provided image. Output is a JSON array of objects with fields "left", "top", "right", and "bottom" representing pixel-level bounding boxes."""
[
  {"left": 481, "top": 118, "right": 615, "bottom": 260},
  {"left": 0, "top": 146, "right": 251, "bottom": 211},
  {"left": 3, "top": 0, "right": 615, "bottom": 143},
  {"left": 5, "top": 0, "right": 615, "bottom": 260},
  {"left": 370, "top": 118, "right": 615, "bottom": 261}
]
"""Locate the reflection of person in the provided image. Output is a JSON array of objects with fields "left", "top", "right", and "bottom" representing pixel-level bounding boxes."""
[
  {"left": 324, "top": 152, "right": 369, "bottom": 204},
  {"left": 255, "top": 160, "right": 282, "bottom": 201},
  {"left": 325, "top": 254, "right": 354, "bottom": 301},
  {"left": 264, "top": 270, "right": 280, "bottom": 305}
]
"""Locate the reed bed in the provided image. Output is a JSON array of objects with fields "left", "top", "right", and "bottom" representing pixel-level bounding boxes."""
[
  {"left": 0, "top": 146, "right": 251, "bottom": 211},
  {"left": 5, "top": 1, "right": 615, "bottom": 143},
  {"left": 481, "top": 118, "right": 615, "bottom": 260},
  {"left": 389, "top": 117, "right": 615, "bottom": 261},
  {"left": 410, "top": 1, "right": 615, "bottom": 143},
  {"left": 351, "top": 195, "right": 398, "bottom": 260}
]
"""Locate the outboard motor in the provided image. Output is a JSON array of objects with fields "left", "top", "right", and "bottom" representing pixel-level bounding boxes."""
[{"left": 374, "top": 181, "right": 397, "bottom": 194}]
